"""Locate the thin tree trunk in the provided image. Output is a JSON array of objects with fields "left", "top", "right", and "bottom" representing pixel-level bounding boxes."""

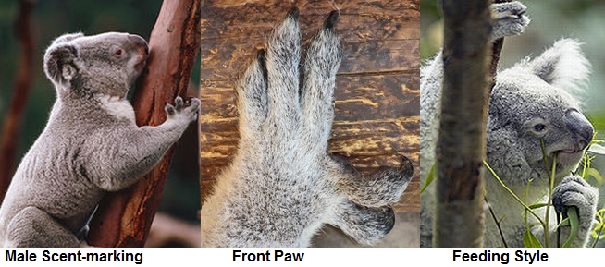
[
  {"left": 0, "top": 0, "right": 34, "bottom": 205},
  {"left": 435, "top": 0, "right": 490, "bottom": 247},
  {"left": 87, "top": 0, "right": 201, "bottom": 247}
]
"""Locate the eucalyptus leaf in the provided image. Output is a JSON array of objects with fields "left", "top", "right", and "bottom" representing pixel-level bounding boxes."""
[
  {"left": 420, "top": 163, "right": 436, "bottom": 194},
  {"left": 523, "top": 228, "right": 542, "bottom": 248},
  {"left": 588, "top": 143, "right": 605, "bottom": 155},
  {"left": 563, "top": 207, "right": 579, "bottom": 248}
]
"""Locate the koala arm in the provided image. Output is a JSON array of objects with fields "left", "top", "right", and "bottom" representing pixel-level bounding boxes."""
[{"left": 82, "top": 97, "right": 199, "bottom": 191}]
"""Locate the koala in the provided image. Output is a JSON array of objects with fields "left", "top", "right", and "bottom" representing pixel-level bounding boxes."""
[
  {"left": 200, "top": 9, "right": 413, "bottom": 248},
  {"left": 421, "top": 1, "right": 598, "bottom": 247},
  {"left": 0, "top": 32, "right": 200, "bottom": 247}
]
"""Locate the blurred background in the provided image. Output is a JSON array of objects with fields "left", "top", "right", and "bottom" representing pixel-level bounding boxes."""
[{"left": 0, "top": 0, "right": 201, "bottom": 247}]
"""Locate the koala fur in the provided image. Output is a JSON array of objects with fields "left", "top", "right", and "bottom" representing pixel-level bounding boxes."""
[
  {"left": 421, "top": 1, "right": 598, "bottom": 247},
  {"left": 200, "top": 9, "right": 413, "bottom": 248},
  {"left": 0, "top": 32, "right": 200, "bottom": 247}
]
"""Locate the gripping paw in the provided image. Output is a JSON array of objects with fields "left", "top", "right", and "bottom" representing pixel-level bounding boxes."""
[
  {"left": 165, "top": 96, "right": 200, "bottom": 122},
  {"left": 552, "top": 176, "right": 598, "bottom": 228},
  {"left": 490, "top": 1, "right": 530, "bottom": 41}
]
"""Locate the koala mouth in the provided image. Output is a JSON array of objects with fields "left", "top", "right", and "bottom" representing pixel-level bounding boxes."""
[{"left": 555, "top": 149, "right": 584, "bottom": 166}]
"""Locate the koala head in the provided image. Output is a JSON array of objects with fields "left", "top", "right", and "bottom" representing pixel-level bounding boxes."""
[
  {"left": 43, "top": 32, "right": 149, "bottom": 99},
  {"left": 487, "top": 39, "right": 593, "bottom": 185}
]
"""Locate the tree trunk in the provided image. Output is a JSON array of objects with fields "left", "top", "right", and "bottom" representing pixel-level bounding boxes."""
[
  {"left": 0, "top": 0, "right": 34, "bottom": 205},
  {"left": 87, "top": 0, "right": 201, "bottom": 247},
  {"left": 435, "top": 0, "right": 490, "bottom": 247}
]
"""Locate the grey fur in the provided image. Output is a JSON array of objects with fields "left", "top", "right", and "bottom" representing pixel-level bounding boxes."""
[
  {"left": 421, "top": 1, "right": 598, "bottom": 247},
  {"left": 0, "top": 32, "right": 200, "bottom": 247},
  {"left": 201, "top": 10, "right": 413, "bottom": 248}
]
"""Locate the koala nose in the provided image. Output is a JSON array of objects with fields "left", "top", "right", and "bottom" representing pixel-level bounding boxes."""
[
  {"left": 128, "top": 34, "right": 149, "bottom": 55},
  {"left": 565, "top": 110, "right": 594, "bottom": 150}
]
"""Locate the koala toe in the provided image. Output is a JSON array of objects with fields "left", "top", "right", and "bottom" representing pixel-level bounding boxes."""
[
  {"left": 331, "top": 154, "right": 413, "bottom": 208},
  {"left": 189, "top": 97, "right": 201, "bottom": 113},
  {"left": 165, "top": 103, "right": 176, "bottom": 116},
  {"left": 175, "top": 96, "right": 184, "bottom": 110},
  {"left": 334, "top": 202, "right": 395, "bottom": 246}
]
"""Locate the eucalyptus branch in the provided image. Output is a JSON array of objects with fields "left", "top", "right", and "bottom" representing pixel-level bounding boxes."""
[{"left": 484, "top": 161, "right": 546, "bottom": 226}]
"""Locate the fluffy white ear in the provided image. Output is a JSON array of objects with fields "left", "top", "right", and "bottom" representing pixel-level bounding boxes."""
[{"left": 527, "top": 38, "right": 590, "bottom": 95}]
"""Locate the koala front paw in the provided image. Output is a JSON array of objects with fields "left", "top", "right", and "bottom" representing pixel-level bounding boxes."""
[
  {"left": 552, "top": 175, "right": 598, "bottom": 230},
  {"left": 165, "top": 96, "right": 200, "bottom": 123},
  {"left": 490, "top": 1, "right": 530, "bottom": 41}
]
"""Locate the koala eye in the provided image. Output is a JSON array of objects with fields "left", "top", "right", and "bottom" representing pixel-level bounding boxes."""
[
  {"left": 112, "top": 47, "right": 125, "bottom": 58},
  {"left": 527, "top": 118, "right": 550, "bottom": 137},
  {"left": 534, "top": 123, "right": 546, "bottom": 132}
]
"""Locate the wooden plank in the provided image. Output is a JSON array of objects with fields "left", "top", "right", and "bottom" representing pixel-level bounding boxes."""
[{"left": 200, "top": 0, "right": 420, "bottom": 212}]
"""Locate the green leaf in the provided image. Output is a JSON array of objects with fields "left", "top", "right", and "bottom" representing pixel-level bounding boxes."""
[
  {"left": 563, "top": 207, "right": 579, "bottom": 248},
  {"left": 588, "top": 143, "right": 605, "bottom": 155},
  {"left": 420, "top": 163, "right": 436, "bottom": 194},
  {"left": 527, "top": 203, "right": 550, "bottom": 210},
  {"left": 584, "top": 167, "right": 604, "bottom": 186},
  {"left": 523, "top": 228, "right": 542, "bottom": 248}
]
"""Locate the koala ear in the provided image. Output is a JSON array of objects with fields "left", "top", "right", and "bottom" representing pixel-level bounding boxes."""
[
  {"left": 527, "top": 39, "right": 590, "bottom": 95},
  {"left": 43, "top": 42, "right": 80, "bottom": 85},
  {"left": 52, "top": 32, "right": 84, "bottom": 44}
]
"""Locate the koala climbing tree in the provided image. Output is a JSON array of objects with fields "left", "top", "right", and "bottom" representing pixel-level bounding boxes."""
[
  {"left": 421, "top": 1, "right": 599, "bottom": 247},
  {"left": 87, "top": 0, "right": 201, "bottom": 248},
  {"left": 201, "top": 9, "right": 413, "bottom": 247},
  {"left": 0, "top": 30, "right": 200, "bottom": 247}
]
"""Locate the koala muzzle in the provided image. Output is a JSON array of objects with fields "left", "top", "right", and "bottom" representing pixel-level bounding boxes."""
[
  {"left": 128, "top": 34, "right": 149, "bottom": 56},
  {"left": 565, "top": 110, "right": 594, "bottom": 150}
]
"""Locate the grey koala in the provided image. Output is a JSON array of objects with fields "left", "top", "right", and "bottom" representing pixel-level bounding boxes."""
[
  {"left": 421, "top": 1, "right": 598, "bottom": 247},
  {"left": 0, "top": 32, "right": 200, "bottom": 247},
  {"left": 201, "top": 9, "right": 413, "bottom": 248}
]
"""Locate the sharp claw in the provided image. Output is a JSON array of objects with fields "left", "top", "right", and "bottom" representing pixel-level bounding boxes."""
[
  {"left": 325, "top": 10, "right": 340, "bottom": 30},
  {"left": 288, "top": 7, "right": 300, "bottom": 20}
]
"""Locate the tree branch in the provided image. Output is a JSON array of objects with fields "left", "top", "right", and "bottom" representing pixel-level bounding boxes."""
[
  {"left": 0, "top": 0, "right": 34, "bottom": 205},
  {"left": 435, "top": 0, "right": 490, "bottom": 247}
]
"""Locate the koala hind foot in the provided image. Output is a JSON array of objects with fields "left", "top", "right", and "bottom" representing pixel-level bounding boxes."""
[{"left": 490, "top": 1, "right": 530, "bottom": 41}]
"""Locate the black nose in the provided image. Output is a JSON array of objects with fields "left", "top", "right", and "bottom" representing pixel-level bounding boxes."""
[
  {"left": 565, "top": 110, "right": 594, "bottom": 150},
  {"left": 128, "top": 34, "right": 149, "bottom": 55}
]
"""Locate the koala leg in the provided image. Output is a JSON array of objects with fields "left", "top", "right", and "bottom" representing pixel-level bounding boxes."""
[
  {"left": 264, "top": 9, "right": 302, "bottom": 132},
  {"left": 300, "top": 11, "right": 341, "bottom": 154},
  {"left": 5, "top": 207, "right": 79, "bottom": 248},
  {"left": 490, "top": 1, "right": 530, "bottom": 41},
  {"left": 329, "top": 201, "right": 395, "bottom": 246},
  {"left": 330, "top": 154, "right": 414, "bottom": 208},
  {"left": 551, "top": 175, "right": 598, "bottom": 247}
]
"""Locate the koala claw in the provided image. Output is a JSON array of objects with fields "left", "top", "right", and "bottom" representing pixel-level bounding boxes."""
[{"left": 552, "top": 175, "right": 598, "bottom": 222}]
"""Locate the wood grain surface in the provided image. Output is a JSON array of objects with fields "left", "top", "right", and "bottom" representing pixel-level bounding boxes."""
[{"left": 199, "top": 0, "right": 419, "bottom": 212}]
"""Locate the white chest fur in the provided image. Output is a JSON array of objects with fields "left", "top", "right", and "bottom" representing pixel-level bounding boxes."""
[{"left": 95, "top": 94, "right": 135, "bottom": 123}]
